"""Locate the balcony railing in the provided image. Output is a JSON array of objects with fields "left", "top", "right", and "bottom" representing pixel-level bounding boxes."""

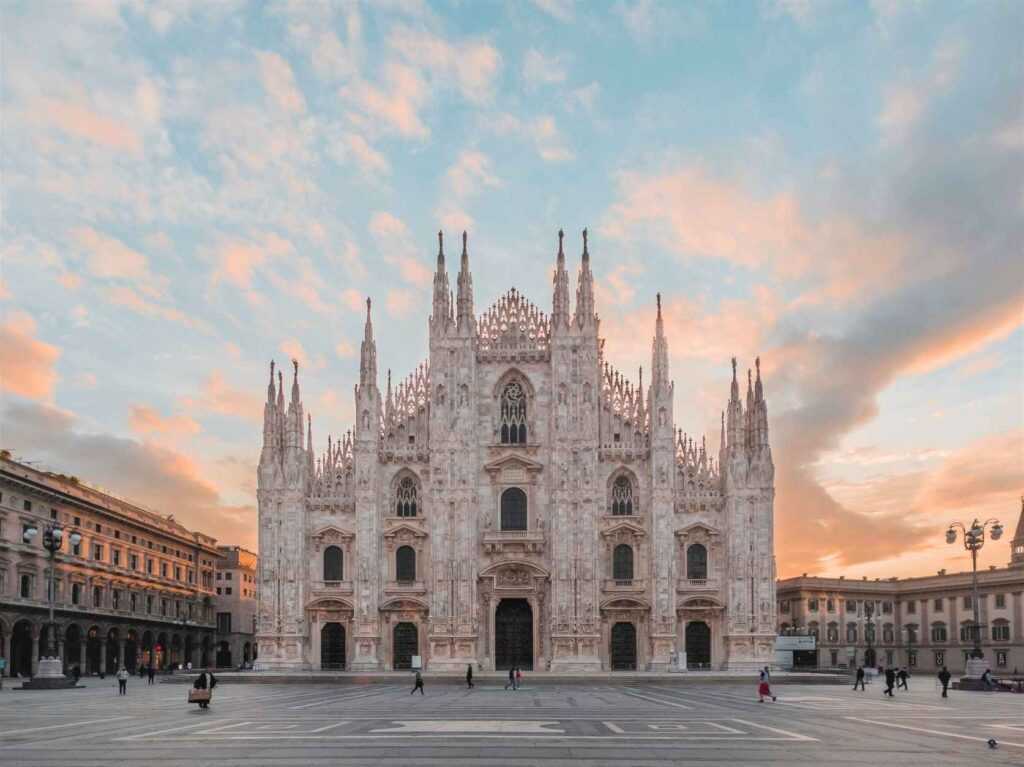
[
  {"left": 603, "top": 578, "right": 646, "bottom": 592},
  {"left": 678, "top": 578, "right": 719, "bottom": 591}
]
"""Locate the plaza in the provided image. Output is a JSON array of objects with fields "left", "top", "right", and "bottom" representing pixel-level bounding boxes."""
[{"left": 2, "top": 675, "right": 1022, "bottom": 766}]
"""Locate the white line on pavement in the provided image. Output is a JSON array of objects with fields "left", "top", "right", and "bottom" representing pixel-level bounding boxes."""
[{"left": 844, "top": 717, "right": 1024, "bottom": 749}]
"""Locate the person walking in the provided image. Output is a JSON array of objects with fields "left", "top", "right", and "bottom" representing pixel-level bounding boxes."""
[
  {"left": 758, "top": 676, "right": 776, "bottom": 703},
  {"left": 982, "top": 668, "right": 995, "bottom": 691},
  {"left": 147, "top": 665, "right": 155, "bottom": 685},
  {"left": 883, "top": 666, "right": 896, "bottom": 697},
  {"left": 117, "top": 666, "right": 128, "bottom": 696},
  {"left": 938, "top": 666, "right": 951, "bottom": 698},
  {"left": 466, "top": 664, "right": 474, "bottom": 689},
  {"left": 516, "top": 668, "right": 523, "bottom": 690},
  {"left": 505, "top": 668, "right": 516, "bottom": 691},
  {"left": 853, "top": 666, "right": 866, "bottom": 691},
  {"left": 72, "top": 665, "right": 81, "bottom": 685},
  {"left": 410, "top": 670, "right": 425, "bottom": 695},
  {"left": 897, "top": 667, "right": 909, "bottom": 690},
  {"left": 192, "top": 670, "right": 212, "bottom": 709}
]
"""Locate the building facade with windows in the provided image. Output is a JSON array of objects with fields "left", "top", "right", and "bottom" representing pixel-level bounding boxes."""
[
  {"left": 0, "top": 454, "right": 219, "bottom": 678},
  {"left": 777, "top": 506, "right": 1024, "bottom": 674},
  {"left": 214, "top": 545, "right": 258, "bottom": 668},
  {"left": 257, "top": 231, "right": 777, "bottom": 672}
]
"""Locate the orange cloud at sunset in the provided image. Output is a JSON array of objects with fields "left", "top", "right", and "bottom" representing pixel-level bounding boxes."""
[
  {"left": 129, "top": 405, "right": 201, "bottom": 437},
  {"left": 179, "top": 372, "right": 263, "bottom": 423},
  {"left": 40, "top": 99, "right": 143, "bottom": 156},
  {"left": 0, "top": 312, "right": 60, "bottom": 401}
]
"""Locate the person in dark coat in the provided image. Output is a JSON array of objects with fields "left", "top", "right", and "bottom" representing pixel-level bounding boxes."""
[
  {"left": 853, "top": 666, "right": 866, "bottom": 691},
  {"left": 505, "top": 668, "right": 516, "bottom": 690},
  {"left": 147, "top": 665, "right": 155, "bottom": 685},
  {"left": 193, "top": 670, "right": 212, "bottom": 708},
  {"left": 938, "top": 666, "right": 951, "bottom": 698},
  {"left": 897, "top": 667, "right": 909, "bottom": 690},
  {"left": 410, "top": 670, "right": 424, "bottom": 695},
  {"left": 72, "top": 665, "right": 81, "bottom": 684},
  {"left": 466, "top": 664, "right": 474, "bottom": 689},
  {"left": 883, "top": 666, "right": 896, "bottom": 697}
]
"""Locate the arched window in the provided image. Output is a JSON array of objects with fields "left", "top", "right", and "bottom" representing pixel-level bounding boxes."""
[
  {"left": 323, "top": 546, "right": 343, "bottom": 581},
  {"left": 396, "top": 546, "right": 416, "bottom": 583},
  {"left": 846, "top": 623, "right": 858, "bottom": 643},
  {"left": 931, "top": 622, "right": 947, "bottom": 643},
  {"left": 686, "top": 544, "right": 708, "bottom": 580},
  {"left": 499, "top": 381, "right": 527, "bottom": 444},
  {"left": 500, "top": 488, "right": 527, "bottom": 531},
  {"left": 610, "top": 476, "right": 634, "bottom": 516},
  {"left": 613, "top": 544, "right": 634, "bottom": 582},
  {"left": 396, "top": 476, "right": 418, "bottom": 517},
  {"left": 992, "top": 619, "right": 1010, "bottom": 641}
]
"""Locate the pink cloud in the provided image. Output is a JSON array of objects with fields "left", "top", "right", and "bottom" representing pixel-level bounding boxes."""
[
  {"left": 386, "top": 288, "right": 416, "bottom": 318},
  {"left": 211, "top": 241, "right": 267, "bottom": 289},
  {"left": 75, "top": 227, "right": 162, "bottom": 295},
  {"left": 369, "top": 211, "right": 433, "bottom": 287},
  {"left": 129, "top": 405, "right": 201, "bottom": 436},
  {"left": 0, "top": 311, "right": 60, "bottom": 401},
  {"left": 280, "top": 338, "right": 310, "bottom": 368},
  {"left": 41, "top": 99, "right": 142, "bottom": 155},
  {"left": 180, "top": 372, "right": 262, "bottom": 423},
  {"left": 344, "top": 62, "right": 429, "bottom": 139},
  {"left": 105, "top": 286, "right": 200, "bottom": 330},
  {"left": 387, "top": 27, "right": 502, "bottom": 105},
  {"left": 258, "top": 51, "right": 307, "bottom": 114}
]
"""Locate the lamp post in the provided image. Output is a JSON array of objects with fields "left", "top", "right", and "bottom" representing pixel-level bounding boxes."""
[
  {"left": 863, "top": 601, "right": 875, "bottom": 668},
  {"left": 946, "top": 518, "right": 1003, "bottom": 664},
  {"left": 22, "top": 523, "right": 82, "bottom": 684}
]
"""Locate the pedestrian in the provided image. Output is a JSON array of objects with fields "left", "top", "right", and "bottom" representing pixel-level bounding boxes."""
[
  {"left": 186, "top": 661, "right": 192, "bottom": 673},
  {"left": 410, "top": 670, "right": 424, "bottom": 695},
  {"left": 117, "top": 665, "right": 128, "bottom": 696},
  {"left": 138, "top": 664, "right": 145, "bottom": 679},
  {"left": 853, "top": 665, "right": 866, "bottom": 691},
  {"left": 516, "top": 667, "right": 523, "bottom": 689},
  {"left": 982, "top": 668, "right": 995, "bottom": 691},
  {"left": 505, "top": 667, "right": 516, "bottom": 691},
  {"left": 147, "top": 665, "right": 155, "bottom": 685},
  {"left": 466, "top": 664, "right": 474, "bottom": 689},
  {"left": 938, "top": 666, "right": 951, "bottom": 698},
  {"left": 883, "top": 666, "right": 896, "bottom": 697},
  {"left": 72, "top": 665, "right": 81, "bottom": 685},
  {"left": 762, "top": 665, "right": 771, "bottom": 682},
  {"left": 758, "top": 676, "right": 776, "bottom": 703},
  {"left": 897, "top": 667, "right": 909, "bottom": 690},
  {"left": 193, "top": 670, "right": 212, "bottom": 709}
]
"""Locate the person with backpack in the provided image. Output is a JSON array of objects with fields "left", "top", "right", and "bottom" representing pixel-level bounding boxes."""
[
  {"left": 938, "top": 666, "right": 951, "bottom": 698},
  {"left": 883, "top": 666, "right": 896, "bottom": 697},
  {"left": 410, "top": 670, "right": 425, "bottom": 695}
]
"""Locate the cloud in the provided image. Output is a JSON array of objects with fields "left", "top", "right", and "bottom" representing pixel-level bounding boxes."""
[
  {"left": 491, "top": 113, "right": 575, "bottom": 163},
  {"left": 105, "top": 286, "right": 201, "bottom": 330},
  {"left": 344, "top": 62, "right": 429, "bottom": 139},
  {"left": 1, "top": 400, "right": 256, "bottom": 548},
  {"left": 530, "top": 0, "right": 574, "bottom": 21},
  {"left": 0, "top": 311, "right": 61, "bottom": 401},
  {"left": 129, "top": 404, "right": 201, "bottom": 436},
  {"left": 74, "top": 227, "right": 165, "bottom": 296},
  {"left": 335, "top": 339, "right": 356, "bottom": 358},
  {"left": 387, "top": 26, "right": 502, "bottom": 105},
  {"left": 334, "top": 131, "right": 391, "bottom": 176},
  {"left": 568, "top": 82, "right": 600, "bottom": 113},
  {"left": 180, "top": 372, "right": 263, "bottom": 423},
  {"left": 280, "top": 338, "right": 312, "bottom": 369},
  {"left": 369, "top": 211, "right": 432, "bottom": 287},
  {"left": 386, "top": 287, "right": 416, "bottom": 318},
  {"left": 38, "top": 99, "right": 143, "bottom": 156},
  {"left": 436, "top": 149, "right": 501, "bottom": 230},
  {"left": 522, "top": 49, "right": 568, "bottom": 88},
  {"left": 613, "top": 0, "right": 706, "bottom": 42},
  {"left": 877, "top": 38, "right": 966, "bottom": 144},
  {"left": 257, "top": 51, "right": 307, "bottom": 114}
]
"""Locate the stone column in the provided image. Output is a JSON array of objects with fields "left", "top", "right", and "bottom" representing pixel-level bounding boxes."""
[
  {"left": 118, "top": 639, "right": 126, "bottom": 668},
  {"left": 488, "top": 597, "right": 496, "bottom": 670},
  {"left": 79, "top": 640, "right": 87, "bottom": 672},
  {"left": 99, "top": 641, "right": 107, "bottom": 675},
  {"left": 311, "top": 616, "right": 322, "bottom": 670},
  {"left": 31, "top": 631, "right": 40, "bottom": 676}
]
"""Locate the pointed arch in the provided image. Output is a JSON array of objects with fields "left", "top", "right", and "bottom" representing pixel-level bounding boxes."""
[
  {"left": 607, "top": 467, "right": 639, "bottom": 516},
  {"left": 392, "top": 468, "right": 421, "bottom": 518}
]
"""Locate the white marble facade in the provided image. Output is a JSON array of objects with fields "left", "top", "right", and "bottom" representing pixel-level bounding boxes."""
[{"left": 256, "top": 230, "right": 776, "bottom": 672}]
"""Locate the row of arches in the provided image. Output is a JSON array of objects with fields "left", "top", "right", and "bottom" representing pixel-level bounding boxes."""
[
  {"left": 319, "top": 622, "right": 420, "bottom": 671},
  {"left": 0, "top": 619, "right": 235, "bottom": 678}
]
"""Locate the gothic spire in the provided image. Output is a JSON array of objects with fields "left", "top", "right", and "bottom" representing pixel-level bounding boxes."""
[
  {"left": 754, "top": 356, "right": 764, "bottom": 402},
  {"left": 726, "top": 357, "right": 744, "bottom": 450},
  {"left": 730, "top": 357, "right": 739, "bottom": 402},
  {"left": 573, "top": 228, "right": 596, "bottom": 328},
  {"left": 651, "top": 293, "right": 670, "bottom": 392},
  {"left": 291, "top": 358, "right": 301, "bottom": 404},
  {"left": 276, "top": 368, "right": 284, "bottom": 410},
  {"left": 552, "top": 228, "right": 570, "bottom": 329},
  {"left": 359, "top": 297, "right": 378, "bottom": 387},
  {"left": 431, "top": 230, "right": 451, "bottom": 333},
  {"left": 1012, "top": 496, "right": 1024, "bottom": 567},
  {"left": 456, "top": 231, "right": 475, "bottom": 334},
  {"left": 267, "top": 360, "right": 276, "bottom": 404}
]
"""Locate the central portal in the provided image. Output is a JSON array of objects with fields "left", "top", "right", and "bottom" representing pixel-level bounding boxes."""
[{"left": 495, "top": 598, "right": 533, "bottom": 670}]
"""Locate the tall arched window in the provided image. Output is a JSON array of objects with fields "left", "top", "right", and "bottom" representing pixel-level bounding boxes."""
[
  {"left": 396, "top": 476, "right": 418, "bottom": 517},
  {"left": 499, "top": 381, "right": 527, "bottom": 444},
  {"left": 396, "top": 546, "right": 416, "bottom": 583},
  {"left": 610, "top": 476, "right": 634, "bottom": 516},
  {"left": 686, "top": 544, "right": 708, "bottom": 580},
  {"left": 613, "top": 544, "right": 634, "bottom": 582},
  {"left": 323, "top": 546, "right": 343, "bottom": 581},
  {"left": 500, "top": 488, "right": 527, "bottom": 531}
]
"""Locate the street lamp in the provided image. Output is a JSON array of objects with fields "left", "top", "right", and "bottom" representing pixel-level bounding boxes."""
[
  {"left": 22, "top": 523, "right": 82, "bottom": 685},
  {"left": 863, "top": 601, "right": 876, "bottom": 668},
  {"left": 946, "top": 518, "right": 1003, "bottom": 660}
]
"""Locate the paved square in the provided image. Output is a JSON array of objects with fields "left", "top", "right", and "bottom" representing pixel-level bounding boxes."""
[{"left": 1, "top": 678, "right": 1022, "bottom": 765}]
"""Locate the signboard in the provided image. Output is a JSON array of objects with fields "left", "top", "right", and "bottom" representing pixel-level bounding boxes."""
[
  {"left": 775, "top": 635, "right": 816, "bottom": 651},
  {"left": 411, "top": 655, "right": 422, "bottom": 670}
]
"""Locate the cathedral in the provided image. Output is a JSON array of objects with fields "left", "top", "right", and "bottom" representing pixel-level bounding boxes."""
[{"left": 255, "top": 230, "right": 776, "bottom": 672}]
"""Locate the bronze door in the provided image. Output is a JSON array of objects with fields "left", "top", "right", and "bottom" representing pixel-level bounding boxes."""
[
  {"left": 610, "top": 622, "right": 637, "bottom": 670},
  {"left": 495, "top": 599, "right": 533, "bottom": 670}
]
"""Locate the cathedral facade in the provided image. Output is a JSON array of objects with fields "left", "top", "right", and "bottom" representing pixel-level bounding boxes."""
[{"left": 255, "top": 230, "right": 776, "bottom": 672}]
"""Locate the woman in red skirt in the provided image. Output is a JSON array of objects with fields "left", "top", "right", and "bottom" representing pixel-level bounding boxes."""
[{"left": 758, "top": 679, "right": 776, "bottom": 702}]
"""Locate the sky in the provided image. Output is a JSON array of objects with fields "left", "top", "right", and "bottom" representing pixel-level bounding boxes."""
[{"left": 1, "top": 0, "right": 1021, "bottom": 579}]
